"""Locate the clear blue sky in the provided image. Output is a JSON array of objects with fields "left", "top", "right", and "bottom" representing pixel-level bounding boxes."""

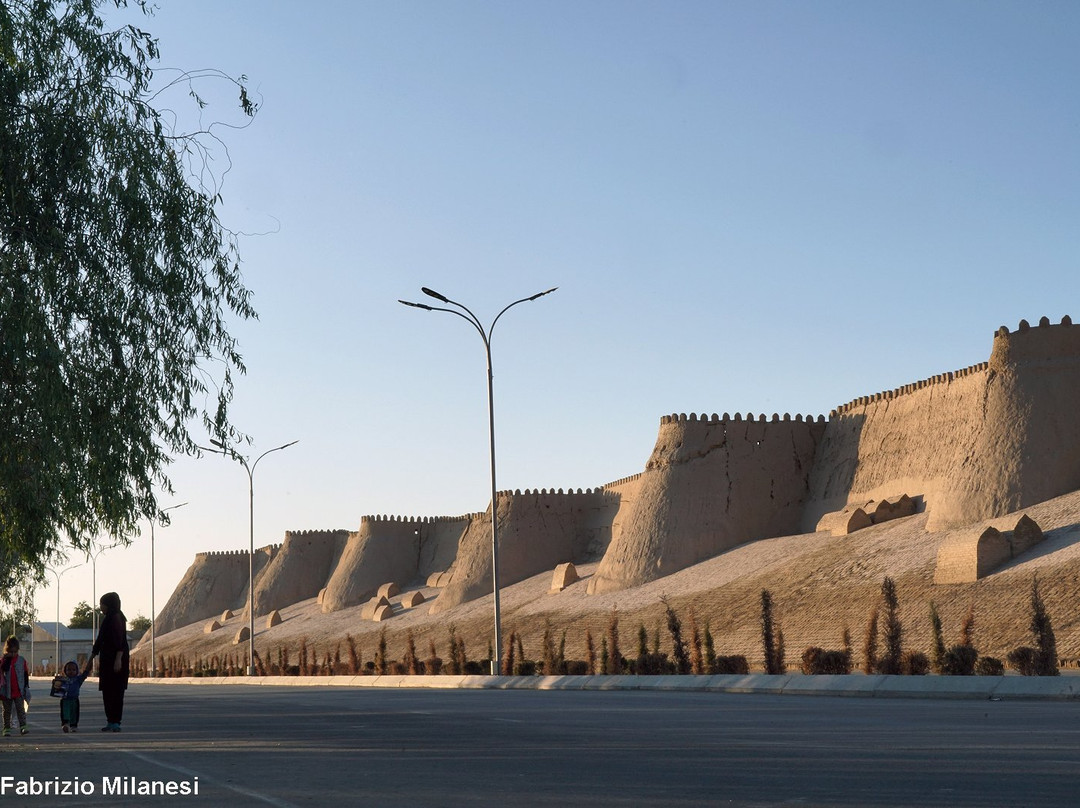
[{"left": 31, "top": 0, "right": 1080, "bottom": 627}]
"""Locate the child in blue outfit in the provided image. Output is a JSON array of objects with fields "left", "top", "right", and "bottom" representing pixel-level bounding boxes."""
[{"left": 58, "top": 660, "right": 89, "bottom": 732}]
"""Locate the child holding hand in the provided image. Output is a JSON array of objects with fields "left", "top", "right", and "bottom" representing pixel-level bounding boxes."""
[{"left": 56, "top": 660, "right": 90, "bottom": 732}]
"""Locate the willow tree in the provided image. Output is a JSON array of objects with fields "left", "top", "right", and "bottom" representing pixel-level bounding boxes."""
[{"left": 0, "top": 0, "right": 258, "bottom": 585}]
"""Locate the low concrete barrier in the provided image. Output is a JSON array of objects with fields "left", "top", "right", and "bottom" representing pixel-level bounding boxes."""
[{"left": 108, "top": 672, "right": 1080, "bottom": 700}]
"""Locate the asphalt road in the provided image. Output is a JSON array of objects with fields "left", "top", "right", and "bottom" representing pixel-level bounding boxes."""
[{"left": 2, "top": 685, "right": 1078, "bottom": 806}]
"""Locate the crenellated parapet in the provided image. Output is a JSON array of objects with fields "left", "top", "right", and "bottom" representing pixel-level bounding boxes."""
[
  {"left": 989, "top": 315, "right": 1078, "bottom": 368},
  {"left": 830, "top": 362, "right": 992, "bottom": 418},
  {"left": 196, "top": 543, "right": 280, "bottom": 559},
  {"left": 659, "top": 412, "right": 827, "bottom": 425},
  {"left": 504, "top": 487, "right": 603, "bottom": 496},
  {"left": 359, "top": 513, "right": 472, "bottom": 525},
  {"left": 197, "top": 549, "right": 250, "bottom": 559},
  {"left": 601, "top": 472, "right": 643, "bottom": 489}
]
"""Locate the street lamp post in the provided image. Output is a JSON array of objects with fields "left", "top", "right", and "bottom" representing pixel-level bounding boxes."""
[
  {"left": 399, "top": 285, "right": 557, "bottom": 675},
  {"left": 88, "top": 541, "right": 121, "bottom": 640},
  {"left": 149, "top": 502, "right": 188, "bottom": 677},
  {"left": 46, "top": 563, "right": 84, "bottom": 675},
  {"left": 207, "top": 438, "right": 298, "bottom": 675}
]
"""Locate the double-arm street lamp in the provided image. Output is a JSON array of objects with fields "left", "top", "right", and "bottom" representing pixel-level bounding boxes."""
[
  {"left": 399, "top": 285, "right": 557, "bottom": 674},
  {"left": 87, "top": 540, "right": 122, "bottom": 640},
  {"left": 46, "top": 563, "right": 83, "bottom": 675},
  {"left": 149, "top": 502, "right": 188, "bottom": 677},
  {"left": 206, "top": 438, "right": 298, "bottom": 675}
]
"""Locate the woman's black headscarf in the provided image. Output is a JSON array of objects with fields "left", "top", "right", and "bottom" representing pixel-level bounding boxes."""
[{"left": 99, "top": 592, "right": 124, "bottom": 619}]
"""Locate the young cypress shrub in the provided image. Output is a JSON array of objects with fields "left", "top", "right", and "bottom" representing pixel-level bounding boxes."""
[
  {"left": 445, "top": 625, "right": 461, "bottom": 675},
  {"left": 425, "top": 639, "right": 441, "bottom": 675},
  {"left": 703, "top": 622, "right": 717, "bottom": 675},
  {"left": 376, "top": 628, "right": 388, "bottom": 675},
  {"left": 346, "top": 634, "right": 361, "bottom": 675},
  {"left": 862, "top": 605, "right": 879, "bottom": 675},
  {"left": 453, "top": 632, "right": 467, "bottom": 674},
  {"left": 600, "top": 636, "right": 609, "bottom": 675},
  {"left": 688, "top": 607, "right": 704, "bottom": 675},
  {"left": 542, "top": 622, "right": 557, "bottom": 676},
  {"left": 607, "top": 609, "right": 621, "bottom": 675},
  {"left": 585, "top": 629, "right": 596, "bottom": 675},
  {"left": 760, "top": 590, "right": 781, "bottom": 674},
  {"left": 557, "top": 631, "right": 567, "bottom": 675},
  {"left": 1030, "top": 576, "right": 1059, "bottom": 676},
  {"left": 405, "top": 630, "right": 419, "bottom": 676},
  {"left": 662, "top": 597, "right": 690, "bottom": 674},
  {"left": 298, "top": 637, "right": 310, "bottom": 676},
  {"left": 959, "top": 602, "right": 976, "bottom": 648},
  {"left": 514, "top": 633, "right": 527, "bottom": 676},
  {"left": 928, "top": 602, "right": 946, "bottom": 674},
  {"left": 635, "top": 623, "right": 649, "bottom": 675},
  {"left": 503, "top": 631, "right": 516, "bottom": 676},
  {"left": 878, "top": 577, "right": 903, "bottom": 675}
]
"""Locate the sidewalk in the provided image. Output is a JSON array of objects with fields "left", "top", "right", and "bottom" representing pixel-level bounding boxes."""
[{"left": 83, "top": 672, "right": 1080, "bottom": 700}]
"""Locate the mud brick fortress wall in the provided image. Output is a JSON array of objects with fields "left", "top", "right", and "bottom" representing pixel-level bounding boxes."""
[
  {"left": 154, "top": 317, "right": 1080, "bottom": 629},
  {"left": 154, "top": 545, "right": 280, "bottom": 636},
  {"left": 808, "top": 316, "right": 1080, "bottom": 535}
]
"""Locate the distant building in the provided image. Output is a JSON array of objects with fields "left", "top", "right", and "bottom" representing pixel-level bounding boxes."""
[{"left": 29, "top": 623, "right": 95, "bottom": 673}]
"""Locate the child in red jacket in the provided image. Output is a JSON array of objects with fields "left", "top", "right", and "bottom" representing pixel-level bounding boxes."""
[{"left": 1, "top": 636, "right": 31, "bottom": 736}]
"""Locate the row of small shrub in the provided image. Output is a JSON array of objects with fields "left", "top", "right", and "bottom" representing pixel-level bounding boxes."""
[
  {"left": 796, "top": 575, "right": 1055, "bottom": 677},
  {"left": 135, "top": 574, "right": 1062, "bottom": 678}
]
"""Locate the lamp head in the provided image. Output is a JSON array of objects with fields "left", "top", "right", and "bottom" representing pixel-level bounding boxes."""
[{"left": 421, "top": 287, "right": 450, "bottom": 303}]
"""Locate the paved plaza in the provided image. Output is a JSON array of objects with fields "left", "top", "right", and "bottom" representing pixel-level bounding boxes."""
[{"left": 1, "top": 683, "right": 1078, "bottom": 806}]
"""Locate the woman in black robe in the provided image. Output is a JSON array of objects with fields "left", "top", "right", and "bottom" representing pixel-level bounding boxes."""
[{"left": 86, "top": 591, "right": 129, "bottom": 732}]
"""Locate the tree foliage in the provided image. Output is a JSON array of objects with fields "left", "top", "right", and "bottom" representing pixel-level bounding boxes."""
[
  {"left": 0, "top": 579, "right": 34, "bottom": 633},
  {"left": 68, "top": 599, "right": 96, "bottom": 628},
  {"left": 0, "top": 0, "right": 258, "bottom": 584}
]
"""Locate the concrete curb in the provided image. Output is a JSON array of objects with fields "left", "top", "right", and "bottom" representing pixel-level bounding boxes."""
[{"left": 42, "top": 673, "right": 1077, "bottom": 700}]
